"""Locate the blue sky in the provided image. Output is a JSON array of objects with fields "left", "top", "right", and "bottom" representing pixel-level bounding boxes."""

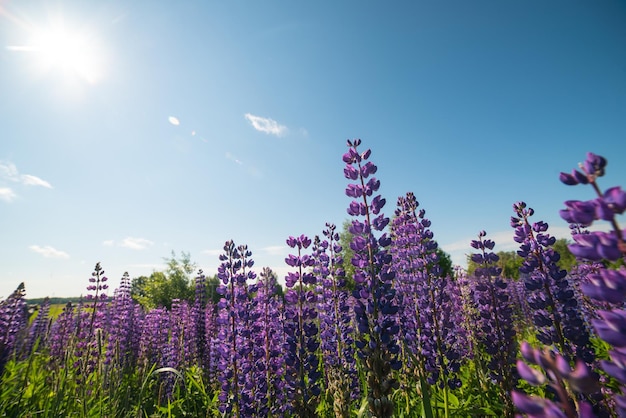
[{"left": 1, "top": 0, "right": 625, "bottom": 298}]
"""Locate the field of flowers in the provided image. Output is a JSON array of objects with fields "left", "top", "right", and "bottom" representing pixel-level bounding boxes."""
[{"left": 0, "top": 140, "right": 625, "bottom": 417}]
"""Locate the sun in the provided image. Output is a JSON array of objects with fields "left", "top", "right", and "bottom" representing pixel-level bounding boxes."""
[{"left": 6, "top": 15, "right": 106, "bottom": 85}]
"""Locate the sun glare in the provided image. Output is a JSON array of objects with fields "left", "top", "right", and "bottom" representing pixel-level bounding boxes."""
[
  {"left": 33, "top": 23, "right": 103, "bottom": 84},
  {"left": 7, "top": 15, "right": 107, "bottom": 85}
]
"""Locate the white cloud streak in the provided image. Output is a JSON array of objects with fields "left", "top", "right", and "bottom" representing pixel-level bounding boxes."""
[
  {"left": 244, "top": 113, "right": 287, "bottom": 136},
  {"left": 0, "top": 162, "right": 52, "bottom": 202},
  {"left": 168, "top": 116, "right": 180, "bottom": 126},
  {"left": 0, "top": 187, "right": 17, "bottom": 202},
  {"left": 20, "top": 174, "right": 52, "bottom": 188},
  {"left": 29, "top": 245, "right": 70, "bottom": 259},
  {"left": 120, "top": 237, "right": 154, "bottom": 250}
]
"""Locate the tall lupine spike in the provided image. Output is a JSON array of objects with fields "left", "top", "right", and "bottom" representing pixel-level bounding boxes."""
[
  {"left": 314, "top": 224, "right": 359, "bottom": 416},
  {"left": 511, "top": 203, "right": 595, "bottom": 365},
  {"left": 0, "top": 282, "right": 27, "bottom": 376},
  {"left": 22, "top": 296, "right": 50, "bottom": 357},
  {"left": 558, "top": 152, "right": 626, "bottom": 416},
  {"left": 283, "top": 234, "right": 322, "bottom": 417},
  {"left": 391, "top": 191, "right": 466, "bottom": 418},
  {"left": 192, "top": 269, "right": 208, "bottom": 371},
  {"left": 343, "top": 139, "right": 400, "bottom": 417},
  {"left": 467, "top": 231, "right": 517, "bottom": 417},
  {"left": 251, "top": 267, "right": 287, "bottom": 416},
  {"left": 105, "top": 272, "right": 141, "bottom": 369},
  {"left": 215, "top": 240, "right": 257, "bottom": 416}
]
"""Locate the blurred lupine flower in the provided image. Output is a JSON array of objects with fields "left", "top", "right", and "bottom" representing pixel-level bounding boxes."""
[
  {"left": 558, "top": 152, "right": 626, "bottom": 260},
  {"left": 513, "top": 342, "right": 600, "bottom": 418},
  {"left": 558, "top": 152, "right": 626, "bottom": 415},
  {"left": 283, "top": 234, "right": 322, "bottom": 416},
  {"left": 0, "top": 283, "right": 27, "bottom": 376},
  {"left": 511, "top": 202, "right": 594, "bottom": 364},
  {"left": 468, "top": 231, "right": 517, "bottom": 416},
  {"left": 314, "top": 224, "right": 359, "bottom": 416},
  {"left": 344, "top": 139, "right": 400, "bottom": 417},
  {"left": 23, "top": 296, "right": 50, "bottom": 356},
  {"left": 48, "top": 301, "right": 76, "bottom": 366}
]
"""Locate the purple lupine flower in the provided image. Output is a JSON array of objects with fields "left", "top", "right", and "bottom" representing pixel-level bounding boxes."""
[
  {"left": 214, "top": 240, "right": 257, "bottom": 416},
  {"left": 105, "top": 272, "right": 141, "bottom": 369},
  {"left": 513, "top": 342, "right": 600, "bottom": 418},
  {"left": 170, "top": 299, "right": 196, "bottom": 369},
  {"left": 250, "top": 267, "right": 288, "bottom": 416},
  {"left": 344, "top": 139, "right": 400, "bottom": 417},
  {"left": 283, "top": 234, "right": 322, "bottom": 416},
  {"left": 558, "top": 152, "right": 626, "bottom": 415},
  {"left": 512, "top": 202, "right": 594, "bottom": 364},
  {"left": 48, "top": 301, "right": 76, "bottom": 366},
  {"left": 192, "top": 269, "right": 208, "bottom": 370},
  {"left": 137, "top": 307, "right": 170, "bottom": 373},
  {"left": 314, "top": 224, "right": 359, "bottom": 416},
  {"left": 468, "top": 231, "right": 517, "bottom": 416},
  {"left": 390, "top": 192, "right": 466, "bottom": 396},
  {"left": 23, "top": 296, "right": 50, "bottom": 356},
  {"left": 558, "top": 152, "right": 626, "bottom": 260},
  {"left": 0, "top": 283, "right": 27, "bottom": 375}
]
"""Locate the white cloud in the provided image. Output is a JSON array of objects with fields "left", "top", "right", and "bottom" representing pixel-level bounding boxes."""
[
  {"left": 29, "top": 245, "right": 70, "bottom": 259},
  {"left": 120, "top": 237, "right": 154, "bottom": 250},
  {"left": 0, "top": 162, "right": 52, "bottom": 199},
  {"left": 102, "top": 240, "right": 115, "bottom": 246},
  {"left": 20, "top": 174, "right": 52, "bottom": 188},
  {"left": 244, "top": 113, "right": 287, "bottom": 136},
  {"left": 0, "top": 187, "right": 17, "bottom": 202},
  {"left": 168, "top": 116, "right": 180, "bottom": 126}
]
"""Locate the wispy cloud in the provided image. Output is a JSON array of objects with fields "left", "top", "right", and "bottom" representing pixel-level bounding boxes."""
[
  {"left": 102, "top": 239, "right": 115, "bottom": 246},
  {"left": 20, "top": 174, "right": 52, "bottom": 188},
  {"left": 0, "top": 162, "right": 52, "bottom": 203},
  {"left": 168, "top": 116, "right": 180, "bottom": 126},
  {"left": 244, "top": 113, "right": 287, "bottom": 136},
  {"left": 0, "top": 161, "right": 52, "bottom": 188},
  {"left": 29, "top": 245, "right": 70, "bottom": 259},
  {"left": 120, "top": 237, "right": 154, "bottom": 250},
  {"left": 0, "top": 187, "right": 17, "bottom": 202}
]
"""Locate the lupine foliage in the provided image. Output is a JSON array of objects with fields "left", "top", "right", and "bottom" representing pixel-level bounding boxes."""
[{"left": 1, "top": 145, "right": 626, "bottom": 417}]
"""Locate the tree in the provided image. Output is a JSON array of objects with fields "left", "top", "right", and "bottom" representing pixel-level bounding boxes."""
[{"left": 130, "top": 251, "right": 196, "bottom": 309}]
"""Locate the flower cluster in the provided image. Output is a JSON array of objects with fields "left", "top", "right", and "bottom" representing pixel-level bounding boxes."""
[
  {"left": 513, "top": 342, "right": 600, "bottom": 418},
  {"left": 314, "top": 224, "right": 359, "bottom": 416},
  {"left": 511, "top": 202, "right": 593, "bottom": 364},
  {"left": 468, "top": 231, "right": 517, "bottom": 415},
  {"left": 344, "top": 139, "right": 400, "bottom": 417},
  {"left": 557, "top": 152, "right": 626, "bottom": 416},
  {"left": 0, "top": 283, "right": 27, "bottom": 375},
  {"left": 559, "top": 152, "right": 626, "bottom": 261},
  {"left": 214, "top": 240, "right": 258, "bottom": 416},
  {"left": 391, "top": 193, "right": 465, "bottom": 395},
  {"left": 283, "top": 234, "right": 321, "bottom": 416}
]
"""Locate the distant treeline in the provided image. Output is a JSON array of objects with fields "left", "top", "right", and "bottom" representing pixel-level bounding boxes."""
[{"left": 25, "top": 297, "right": 81, "bottom": 305}]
